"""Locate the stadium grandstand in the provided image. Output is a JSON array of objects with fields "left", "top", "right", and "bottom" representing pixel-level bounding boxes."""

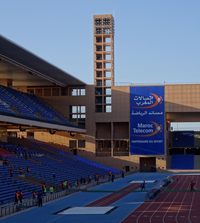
[
  {"left": 1, "top": 14, "right": 200, "bottom": 223},
  {"left": 0, "top": 33, "right": 120, "bottom": 206}
]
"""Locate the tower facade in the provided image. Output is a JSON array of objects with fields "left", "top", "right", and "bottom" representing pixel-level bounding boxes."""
[{"left": 93, "top": 14, "right": 114, "bottom": 113}]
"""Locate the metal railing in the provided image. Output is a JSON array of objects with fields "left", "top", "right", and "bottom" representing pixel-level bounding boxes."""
[
  {"left": 0, "top": 174, "right": 122, "bottom": 218},
  {"left": 0, "top": 190, "right": 70, "bottom": 218}
]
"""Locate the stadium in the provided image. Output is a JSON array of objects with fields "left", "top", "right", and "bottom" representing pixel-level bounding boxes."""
[{"left": 0, "top": 14, "right": 200, "bottom": 222}]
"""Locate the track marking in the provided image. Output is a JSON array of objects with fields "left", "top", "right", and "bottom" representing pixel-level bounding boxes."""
[
  {"left": 174, "top": 176, "right": 191, "bottom": 223},
  {"left": 125, "top": 202, "right": 143, "bottom": 205},
  {"left": 122, "top": 175, "right": 200, "bottom": 223},
  {"left": 162, "top": 175, "right": 189, "bottom": 223},
  {"left": 188, "top": 175, "right": 200, "bottom": 223}
]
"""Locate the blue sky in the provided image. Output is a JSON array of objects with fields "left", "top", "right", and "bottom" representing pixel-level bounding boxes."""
[{"left": 0, "top": 0, "right": 200, "bottom": 84}]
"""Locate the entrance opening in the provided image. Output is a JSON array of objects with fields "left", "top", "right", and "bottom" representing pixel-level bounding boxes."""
[
  {"left": 168, "top": 122, "right": 200, "bottom": 169},
  {"left": 140, "top": 157, "right": 156, "bottom": 172}
]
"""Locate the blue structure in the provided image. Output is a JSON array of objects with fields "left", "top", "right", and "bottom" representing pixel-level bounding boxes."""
[
  {"left": 172, "top": 131, "right": 194, "bottom": 148},
  {"left": 130, "top": 86, "right": 165, "bottom": 155},
  {"left": 171, "top": 155, "right": 194, "bottom": 169}
]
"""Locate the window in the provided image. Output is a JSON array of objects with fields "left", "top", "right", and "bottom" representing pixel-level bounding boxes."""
[
  {"left": 61, "top": 87, "right": 68, "bottom": 96},
  {"left": 105, "top": 96, "right": 112, "bottom": 104},
  {"left": 70, "top": 105, "right": 86, "bottom": 128},
  {"left": 96, "top": 45, "right": 102, "bottom": 51},
  {"left": 44, "top": 88, "right": 51, "bottom": 96},
  {"left": 80, "top": 89, "right": 85, "bottom": 96},
  {"left": 69, "top": 140, "right": 77, "bottom": 149},
  {"left": 96, "top": 62, "right": 102, "bottom": 69},
  {"left": 105, "top": 88, "right": 111, "bottom": 95},
  {"left": 35, "top": 88, "right": 43, "bottom": 96},
  {"left": 96, "top": 71, "right": 102, "bottom": 78},
  {"left": 105, "top": 54, "right": 111, "bottom": 60},
  {"left": 103, "top": 18, "right": 110, "bottom": 25},
  {"left": 96, "top": 37, "right": 102, "bottom": 43},
  {"left": 27, "top": 89, "right": 34, "bottom": 94},
  {"left": 52, "top": 88, "right": 60, "bottom": 96},
  {"left": 70, "top": 88, "right": 86, "bottom": 96},
  {"left": 95, "top": 88, "right": 103, "bottom": 95},
  {"left": 96, "top": 54, "right": 102, "bottom": 60},
  {"left": 105, "top": 62, "right": 111, "bottom": 69},
  {"left": 105, "top": 80, "right": 112, "bottom": 86},
  {"left": 70, "top": 105, "right": 86, "bottom": 120},
  {"left": 95, "top": 19, "right": 102, "bottom": 26},
  {"left": 103, "top": 28, "right": 111, "bottom": 34},
  {"left": 96, "top": 105, "right": 103, "bottom": 113},
  {"left": 105, "top": 45, "right": 111, "bottom": 52},
  {"left": 105, "top": 37, "right": 111, "bottom": 43},
  {"left": 78, "top": 140, "right": 85, "bottom": 148},
  {"left": 96, "top": 96, "right": 103, "bottom": 104},
  {"left": 96, "top": 28, "right": 102, "bottom": 34},
  {"left": 96, "top": 80, "right": 102, "bottom": 86},
  {"left": 106, "top": 105, "right": 112, "bottom": 113},
  {"left": 105, "top": 71, "right": 111, "bottom": 78}
]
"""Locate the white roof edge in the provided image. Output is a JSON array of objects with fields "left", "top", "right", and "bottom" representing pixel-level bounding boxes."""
[{"left": 0, "top": 115, "right": 86, "bottom": 133}]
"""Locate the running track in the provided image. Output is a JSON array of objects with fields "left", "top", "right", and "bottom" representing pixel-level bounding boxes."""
[
  {"left": 122, "top": 175, "right": 200, "bottom": 223},
  {"left": 87, "top": 183, "right": 140, "bottom": 206}
]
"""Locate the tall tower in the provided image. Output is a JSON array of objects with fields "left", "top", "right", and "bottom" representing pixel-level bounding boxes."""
[{"left": 93, "top": 14, "right": 114, "bottom": 113}]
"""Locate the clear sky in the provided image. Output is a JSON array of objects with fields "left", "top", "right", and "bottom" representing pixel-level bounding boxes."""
[{"left": 0, "top": 0, "right": 200, "bottom": 85}]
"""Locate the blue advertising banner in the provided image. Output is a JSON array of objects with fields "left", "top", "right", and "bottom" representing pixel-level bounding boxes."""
[{"left": 130, "top": 86, "right": 165, "bottom": 155}]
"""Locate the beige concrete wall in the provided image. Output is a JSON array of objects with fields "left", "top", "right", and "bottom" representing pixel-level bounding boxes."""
[
  {"left": 165, "top": 84, "right": 200, "bottom": 112},
  {"left": 41, "top": 85, "right": 96, "bottom": 137},
  {"left": 34, "top": 132, "right": 71, "bottom": 146},
  {"left": 78, "top": 149, "right": 139, "bottom": 170},
  {"left": 6, "top": 83, "right": 200, "bottom": 170},
  {"left": 156, "top": 157, "right": 167, "bottom": 170},
  {"left": 94, "top": 86, "right": 130, "bottom": 123}
]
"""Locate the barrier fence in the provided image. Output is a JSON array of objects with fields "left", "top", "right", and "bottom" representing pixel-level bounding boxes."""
[{"left": 0, "top": 174, "right": 122, "bottom": 218}]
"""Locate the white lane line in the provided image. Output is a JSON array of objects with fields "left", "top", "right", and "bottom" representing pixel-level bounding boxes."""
[{"left": 162, "top": 175, "right": 189, "bottom": 223}]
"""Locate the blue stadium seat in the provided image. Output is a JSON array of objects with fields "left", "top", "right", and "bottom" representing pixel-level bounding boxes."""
[
  {"left": 0, "top": 139, "right": 120, "bottom": 204},
  {"left": 0, "top": 85, "right": 73, "bottom": 126}
]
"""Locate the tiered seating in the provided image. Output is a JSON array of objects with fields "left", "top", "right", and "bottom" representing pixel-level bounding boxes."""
[
  {"left": 0, "top": 85, "right": 72, "bottom": 126},
  {"left": 0, "top": 156, "right": 40, "bottom": 204},
  {"left": 0, "top": 139, "right": 120, "bottom": 204}
]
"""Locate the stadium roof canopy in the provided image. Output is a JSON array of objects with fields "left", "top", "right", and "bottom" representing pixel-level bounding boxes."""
[
  {"left": 0, "top": 35, "right": 86, "bottom": 133},
  {"left": 0, "top": 35, "right": 85, "bottom": 87}
]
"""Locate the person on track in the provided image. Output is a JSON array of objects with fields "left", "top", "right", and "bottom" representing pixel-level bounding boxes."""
[
  {"left": 190, "top": 180, "right": 196, "bottom": 191},
  {"left": 140, "top": 180, "right": 146, "bottom": 191}
]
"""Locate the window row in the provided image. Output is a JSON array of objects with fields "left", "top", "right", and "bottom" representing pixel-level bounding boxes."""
[
  {"left": 27, "top": 87, "right": 86, "bottom": 97},
  {"left": 96, "top": 71, "right": 111, "bottom": 78},
  {"left": 96, "top": 54, "right": 112, "bottom": 60},
  {"left": 95, "top": 80, "right": 112, "bottom": 87},
  {"left": 95, "top": 18, "right": 112, "bottom": 26},
  {"left": 70, "top": 88, "right": 86, "bottom": 96},
  {"left": 27, "top": 87, "right": 61, "bottom": 96},
  {"left": 69, "top": 105, "right": 86, "bottom": 128},
  {"left": 96, "top": 45, "right": 111, "bottom": 52},
  {"left": 95, "top": 28, "right": 112, "bottom": 34},
  {"left": 96, "top": 62, "right": 112, "bottom": 69},
  {"left": 95, "top": 37, "right": 111, "bottom": 43},
  {"left": 95, "top": 96, "right": 112, "bottom": 104},
  {"left": 95, "top": 87, "right": 111, "bottom": 95},
  {"left": 95, "top": 105, "right": 112, "bottom": 113}
]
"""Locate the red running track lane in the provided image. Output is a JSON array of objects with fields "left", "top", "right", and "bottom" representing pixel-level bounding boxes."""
[
  {"left": 87, "top": 183, "right": 140, "bottom": 207},
  {"left": 122, "top": 175, "right": 186, "bottom": 223},
  {"left": 161, "top": 175, "right": 190, "bottom": 223},
  {"left": 122, "top": 175, "right": 200, "bottom": 223}
]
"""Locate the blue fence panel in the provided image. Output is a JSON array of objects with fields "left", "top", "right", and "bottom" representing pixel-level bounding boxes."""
[
  {"left": 172, "top": 131, "right": 194, "bottom": 148},
  {"left": 171, "top": 155, "right": 194, "bottom": 169}
]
